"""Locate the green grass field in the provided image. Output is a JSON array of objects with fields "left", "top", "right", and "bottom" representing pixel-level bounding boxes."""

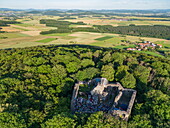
[
  {"left": 95, "top": 36, "right": 114, "bottom": 41},
  {"left": 12, "top": 27, "right": 29, "bottom": 31},
  {"left": 134, "top": 50, "right": 165, "bottom": 58},
  {"left": 14, "top": 23, "right": 33, "bottom": 27},
  {"left": 114, "top": 44, "right": 136, "bottom": 49},
  {"left": 45, "top": 33, "right": 70, "bottom": 36},
  {"left": 36, "top": 38, "right": 57, "bottom": 43},
  {"left": 91, "top": 36, "right": 124, "bottom": 47},
  {"left": 0, "top": 33, "right": 30, "bottom": 39}
]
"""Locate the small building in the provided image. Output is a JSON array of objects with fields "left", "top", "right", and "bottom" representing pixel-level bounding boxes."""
[
  {"left": 138, "top": 43, "right": 145, "bottom": 48},
  {"left": 144, "top": 41, "right": 151, "bottom": 44},
  {"left": 151, "top": 43, "right": 156, "bottom": 47},
  {"left": 127, "top": 48, "right": 136, "bottom": 51},
  {"left": 138, "top": 43, "right": 150, "bottom": 48},
  {"left": 157, "top": 44, "right": 162, "bottom": 48}
]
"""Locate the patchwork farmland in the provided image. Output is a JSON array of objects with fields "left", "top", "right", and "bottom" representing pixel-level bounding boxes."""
[{"left": 0, "top": 14, "right": 170, "bottom": 58}]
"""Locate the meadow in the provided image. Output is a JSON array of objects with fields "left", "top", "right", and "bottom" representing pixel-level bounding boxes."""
[
  {"left": 95, "top": 36, "right": 115, "bottom": 41},
  {"left": 36, "top": 38, "right": 57, "bottom": 43}
]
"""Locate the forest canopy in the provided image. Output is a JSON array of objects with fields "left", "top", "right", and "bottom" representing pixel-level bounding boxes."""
[
  {"left": 0, "top": 45, "right": 169, "bottom": 128},
  {"left": 94, "top": 25, "right": 170, "bottom": 40}
]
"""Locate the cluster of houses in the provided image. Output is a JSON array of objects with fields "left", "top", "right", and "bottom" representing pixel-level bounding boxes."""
[
  {"left": 0, "top": 13, "right": 16, "bottom": 16},
  {"left": 111, "top": 18, "right": 129, "bottom": 21},
  {"left": 127, "top": 41, "right": 163, "bottom": 51}
]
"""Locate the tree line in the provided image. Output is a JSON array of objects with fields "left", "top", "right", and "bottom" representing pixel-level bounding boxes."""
[
  {"left": 94, "top": 25, "right": 170, "bottom": 40},
  {"left": 39, "top": 19, "right": 170, "bottom": 40}
]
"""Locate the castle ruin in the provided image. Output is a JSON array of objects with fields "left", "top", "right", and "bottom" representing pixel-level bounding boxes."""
[{"left": 71, "top": 78, "right": 137, "bottom": 121}]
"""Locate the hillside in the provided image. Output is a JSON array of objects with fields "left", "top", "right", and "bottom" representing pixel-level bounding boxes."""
[{"left": 0, "top": 45, "right": 169, "bottom": 128}]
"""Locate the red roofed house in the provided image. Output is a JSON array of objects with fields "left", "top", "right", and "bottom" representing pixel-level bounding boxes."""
[
  {"left": 157, "top": 44, "right": 162, "bottom": 48},
  {"left": 138, "top": 43, "right": 145, "bottom": 48}
]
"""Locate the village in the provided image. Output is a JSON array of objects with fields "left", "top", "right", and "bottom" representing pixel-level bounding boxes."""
[
  {"left": 71, "top": 78, "right": 137, "bottom": 121},
  {"left": 127, "top": 41, "right": 162, "bottom": 51}
]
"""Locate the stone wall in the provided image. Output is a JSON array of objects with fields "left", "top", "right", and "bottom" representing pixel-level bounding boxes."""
[
  {"left": 71, "top": 83, "right": 79, "bottom": 112},
  {"left": 126, "top": 90, "right": 137, "bottom": 115}
]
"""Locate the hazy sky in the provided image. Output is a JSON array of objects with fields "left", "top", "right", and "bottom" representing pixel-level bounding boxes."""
[{"left": 1, "top": 0, "right": 170, "bottom": 9}]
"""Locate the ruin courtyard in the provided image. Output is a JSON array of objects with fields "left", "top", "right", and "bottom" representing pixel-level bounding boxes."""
[{"left": 71, "top": 78, "right": 137, "bottom": 121}]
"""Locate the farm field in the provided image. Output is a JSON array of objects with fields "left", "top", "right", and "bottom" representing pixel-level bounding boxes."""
[
  {"left": 134, "top": 50, "right": 165, "bottom": 58},
  {"left": 0, "top": 32, "right": 30, "bottom": 39},
  {"left": 0, "top": 14, "right": 170, "bottom": 58},
  {"left": 1, "top": 31, "right": 170, "bottom": 50},
  {"left": 65, "top": 17, "right": 170, "bottom": 26},
  {"left": 95, "top": 36, "right": 115, "bottom": 41},
  {"left": 36, "top": 38, "right": 57, "bottom": 43}
]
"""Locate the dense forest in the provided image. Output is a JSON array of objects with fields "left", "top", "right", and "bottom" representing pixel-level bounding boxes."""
[
  {"left": 40, "top": 19, "right": 72, "bottom": 34},
  {"left": 103, "top": 17, "right": 170, "bottom": 21},
  {"left": 94, "top": 25, "right": 170, "bottom": 40},
  {"left": 40, "top": 19, "right": 96, "bottom": 34},
  {"left": 0, "top": 45, "right": 169, "bottom": 128}
]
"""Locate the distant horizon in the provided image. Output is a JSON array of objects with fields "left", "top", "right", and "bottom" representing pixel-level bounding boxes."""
[
  {"left": 1, "top": 8, "right": 170, "bottom": 10},
  {"left": 1, "top": 0, "right": 170, "bottom": 10}
]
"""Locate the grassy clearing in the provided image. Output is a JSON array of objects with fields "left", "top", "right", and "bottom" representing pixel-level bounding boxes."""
[
  {"left": 45, "top": 33, "right": 70, "bottom": 36},
  {"left": 69, "top": 25, "right": 78, "bottom": 27},
  {"left": 69, "top": 32, "right": 103, "bottom": 39},
  {"left": 0, "top": 33, "right": 30, "bottom": 39},
  {"left": 14, "top": 23, "right": 33, "bottom": 27},
  {"left": 134, "top": 50, "right": 164, "bottom": 58},
  {"left": 60, "top": 36, "right": 77, "bottom": 40},
  {"left": 36, "top": 38, "right": 57, "bottom": 43},
  {"left": 12, "top": 27, "right": 29, "bottom": 31},
  {"left": 105, "top": 37, "right": 123, "bottom": 44},
  {"left": 156, "top": 41, "right": 170, "bottom": 48},
  {"left": 22, "top": 20, "right": 39, "bottom": 25},
  {"left": 91, "top": 36, "right": 125, "bottom": 47},
  {"left": 91, "top": 41, "right": 115, "bottom": 47},
  {"left": 95, "top": 36, "right": 114, "bottom": 41},
  {"left": 114, "top": 44, "right": 136, "bottom": 49}
]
